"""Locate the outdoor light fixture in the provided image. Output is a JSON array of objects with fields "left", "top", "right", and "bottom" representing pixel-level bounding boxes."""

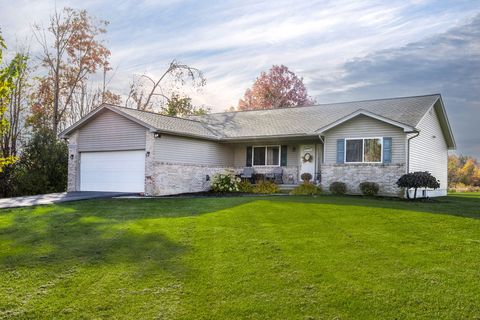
[
  {"left": 70, "top": 154, "right": 74, "bottom": 160},
  {"left": 154, "top": 132, "right": 161, "bottom": 138},
  {"left": 146, "top": 151, "right": 150, "bottom": 157},
  {"left": 206, "top": 175, "right": 210, "bottom": 181}
]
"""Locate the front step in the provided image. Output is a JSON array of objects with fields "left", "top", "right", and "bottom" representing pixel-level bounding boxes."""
[{"left": 277, "top": 184, "right": 298, "bottom": 192}]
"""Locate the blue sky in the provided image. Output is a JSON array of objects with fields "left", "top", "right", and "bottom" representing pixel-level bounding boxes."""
[{"left": 1, "top": 0, "right": 479, "bottom": 156}]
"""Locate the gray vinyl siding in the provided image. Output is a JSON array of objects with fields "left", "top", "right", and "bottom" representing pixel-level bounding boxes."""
[
  {"left": 323, "top": 115, "right": 406, "bottom": 164},
  {"left": 154, "top": 134, "right": 233, "bottom": 166},
  {"left": 409, "top": 106, "right": 448, "bottom": 191},
  {"left": 78, "top": 109, "right": 146, "bottom": 152},
  {"left": 233, "top": 143, "right": 299, "bottom": 167}
]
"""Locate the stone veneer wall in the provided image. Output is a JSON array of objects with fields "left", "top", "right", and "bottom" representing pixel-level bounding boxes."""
[
  {"left": 145, "top": 163, "right": 236, "bottom": 196},
  {"left": 67, "top": 132, "right": 80, "bottom": 192},
  {"left": 320, "top": 164, "right": 406, "bottom": 196},
  {"left": 145, "top": 163, "right": 300, "bottom": 196}
]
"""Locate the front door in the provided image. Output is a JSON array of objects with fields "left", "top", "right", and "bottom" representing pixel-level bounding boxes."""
[{"left": 299, "top": 145, "right": 315, "bottom": 182}]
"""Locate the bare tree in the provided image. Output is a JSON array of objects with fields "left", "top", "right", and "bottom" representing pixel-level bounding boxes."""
[
  {"left": 68, "top": 76, "right": 121, "bottom": 124},
  {"left": 32, "top": 7, "right": 111, "bottom": 134},
  {"left": 125, "top": 60, "right": 206, "bottom": 112}
]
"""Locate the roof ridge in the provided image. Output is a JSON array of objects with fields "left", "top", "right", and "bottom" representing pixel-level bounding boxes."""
[{"left": 192, "top": 93, "right": 441, "bottom": 117}]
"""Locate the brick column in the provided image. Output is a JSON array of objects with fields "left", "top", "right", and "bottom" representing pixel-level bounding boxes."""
[
  {"left": 67, "top": 132, "right": 80, "bottom": 192},
  {"left": 144, "top": 131, "right": 156, "bottom": 196}
]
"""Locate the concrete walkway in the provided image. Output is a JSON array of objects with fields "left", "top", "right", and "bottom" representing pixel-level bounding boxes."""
[{"left": 0, "top": 191, "right": 134, "bottom": 209}]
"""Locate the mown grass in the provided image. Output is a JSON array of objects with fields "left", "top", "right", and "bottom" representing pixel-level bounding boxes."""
[{"left": 0, "top": 194, "right": 479, "bottom": 319}]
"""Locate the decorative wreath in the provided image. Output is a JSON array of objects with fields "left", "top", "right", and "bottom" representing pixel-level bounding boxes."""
[{"left": 302, "top": 152, "right": 313, "bottom": 162}]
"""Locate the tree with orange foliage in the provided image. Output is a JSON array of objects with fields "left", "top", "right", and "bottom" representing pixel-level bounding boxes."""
[
  {"left": 32, "top": 8, "right": 112, "bottom": 134},
  {"left": 459, "top": 159, "right": 478, "bottom": 185},
  {"left": 238, "top": 65, "right": 315, "bottom": 111},
  {"left": 448, "top": 154, "right": 480, "bottom": 188}
]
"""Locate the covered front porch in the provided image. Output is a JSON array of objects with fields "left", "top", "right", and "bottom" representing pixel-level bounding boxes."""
[{"left": 229, "top": 137, "right": 324, "bottom": 185}]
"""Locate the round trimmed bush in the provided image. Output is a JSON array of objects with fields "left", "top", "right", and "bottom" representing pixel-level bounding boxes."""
[
  {"left": 300, "top": 172, "right": 312, "bottom": 183},
  {"left": 329, "top": 182, "right": 347, "bottom": 195},
  {"left": 396, "top": 171, "right": 440, "bottom": 199},
  {"left": 359, "top": 182, "right": 379, "bottom": 196}
]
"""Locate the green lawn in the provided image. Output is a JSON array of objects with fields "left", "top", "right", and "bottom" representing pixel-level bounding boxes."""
[{"left": 0, "top": 194, "right": 479, "bottom": 319}]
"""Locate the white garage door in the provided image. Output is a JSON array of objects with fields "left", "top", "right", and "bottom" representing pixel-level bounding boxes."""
[{"left": 80, "top": 150, "right": 145, "bottom": 192}]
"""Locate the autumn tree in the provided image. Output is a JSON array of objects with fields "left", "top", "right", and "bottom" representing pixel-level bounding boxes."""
[
  {"left": 448, "top": 155, "right": 460, "bottom": 186},
  {"left": 448, "top": 154, "right": 480, "bottom": 188},
  {"left": 459, "top": 159, "right": 478, "bottom": 185},
  {"left": 0, "top": 32, "right": 27, "bottom": 172},
  {"left": 125, "top": 60, "right": 206, "bottom": 112},
  {"left": 32, "top": 7, "right": 112, "bottom": 134},
  {"left": 238, "top": 65, "right": 315, "bottom": 110}
]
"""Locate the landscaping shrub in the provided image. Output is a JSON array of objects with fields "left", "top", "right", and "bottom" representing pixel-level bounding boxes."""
[
  {"left": 300, "top": 172, "right": 312, "bottom": 183},
  {"left": 12, "top": 128, "right": 68, "bottom": 196},
  {"left": 211, "top": 172, "right": 240, "bottom": 193},
  {"left": 290, "top": 182, "right": 322, "bottom": 195},
  {"left": 238, "top": 180, "right": 253, "bottom": 193},
  {"left": 329, "top": 182, "right": 347, "bottom": 195},
  {"left": 359, "top": 182, "right": 380, "bottom": 196},
  {"left": 396, "top": 171, "right": 440, "bottom": 199},
  {"left": 252, "top": 181, "right": 279, "bottom": 194}
]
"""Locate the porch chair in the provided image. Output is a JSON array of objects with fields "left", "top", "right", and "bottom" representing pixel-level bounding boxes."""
[
  {"left": 240, "top": 167, "right": 255, "bottom": 183},
  {"left": 266, "top": 167, "right": 283, "bottom": 184}
]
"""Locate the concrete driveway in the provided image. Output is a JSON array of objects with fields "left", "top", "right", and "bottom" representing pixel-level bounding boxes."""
[{"left": 0, "top": 191, "right": 135, "bottom": 209}]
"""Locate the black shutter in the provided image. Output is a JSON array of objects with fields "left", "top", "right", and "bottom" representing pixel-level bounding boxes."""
[
  {"left": 281, "top": 145, "right": 288, "bottom": 166},
  {"left": 246, "top": 146, "right": 252, "bottom": 167}
]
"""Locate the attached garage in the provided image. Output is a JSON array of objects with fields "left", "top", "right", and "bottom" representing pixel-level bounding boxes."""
[
  {"left": 80, "top": 150, "right": 145, "bottom": 192},
  {"left": 64, "top": 108, "right": 149, "bottom": 193}
]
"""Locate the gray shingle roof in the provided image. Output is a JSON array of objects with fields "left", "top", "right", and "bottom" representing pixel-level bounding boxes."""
[
  {"left": 61, "top": 94, "right": 442, "bottom": 141},
  {"left": 188, "top": 94, "right": 440, "bottom": 139},
  {"left": 107, "top": 105, "right": 221, "bottom": 139}
]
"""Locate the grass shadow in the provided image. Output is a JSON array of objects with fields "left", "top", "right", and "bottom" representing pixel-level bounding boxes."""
[
  {"left": 272, "top": 193, "right": 480, "bottom": 219},
  {"left": 0, "top": 197, "right": 259, "bottom": 273}
]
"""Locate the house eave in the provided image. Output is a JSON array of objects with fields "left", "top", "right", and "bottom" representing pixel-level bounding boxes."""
[
  {"left": 151, "top": 129, "right": 220, "bottom": 141},
  {"left": 435, "top": 96, "right": 456, "bottom": 149},
  {"left": 219, "top": 133, "right": 323, "bottom": 143}
]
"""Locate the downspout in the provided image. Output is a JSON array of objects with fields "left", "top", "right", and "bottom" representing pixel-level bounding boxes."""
[
  {"left": 317, "top": 135, "right": 325, "bottom": 184},
  {"left": 406, "top": 131, "right": 420, "bottom": 173},
  {"left": 405, "top": 131, "right": 420, "bottom": 198}
]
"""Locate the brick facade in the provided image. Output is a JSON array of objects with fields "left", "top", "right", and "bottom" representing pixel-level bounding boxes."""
[
  {"left": 67, "top": 132, "right": 80, "bottom": 192},
  {"left": 320, "top": 163, "right": 406, "bottom": 196}
]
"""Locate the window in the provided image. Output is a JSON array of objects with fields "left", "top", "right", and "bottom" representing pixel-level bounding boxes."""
[
  {"left": 364, "top": 138, "right": 382, "bottom": 162},
  {"left": 252, "top": 146, "right": 280, "bottom": 166},
  {"left": 345, "top": 138, "right": 382, "bottom": 163},
  {"left": 346, "top": 139, "right": 363, "bottom": 162}
]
